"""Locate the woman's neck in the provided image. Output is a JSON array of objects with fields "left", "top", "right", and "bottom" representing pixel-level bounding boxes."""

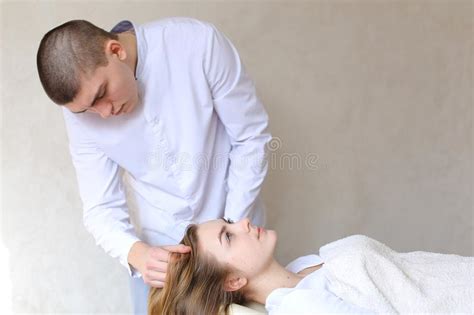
[{"left": 245, "top": 260, "right": 304, "bottom": 305}]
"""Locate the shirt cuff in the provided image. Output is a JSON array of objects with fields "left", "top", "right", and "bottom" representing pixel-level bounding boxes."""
[
  {"left": 120, "top": 237, "right": 143, "bottom": 278},
  {"left": 128, "top": 263, "right": 142, "bottom": 278}
]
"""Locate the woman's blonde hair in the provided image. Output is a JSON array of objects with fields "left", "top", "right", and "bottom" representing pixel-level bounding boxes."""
[{"left": 148, "top": 224, "right": 246, "bottom": 315}]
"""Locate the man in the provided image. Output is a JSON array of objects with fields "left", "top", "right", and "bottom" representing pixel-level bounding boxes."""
[{"left": 36, "top": 17, "right": 271, "bottom": 313}]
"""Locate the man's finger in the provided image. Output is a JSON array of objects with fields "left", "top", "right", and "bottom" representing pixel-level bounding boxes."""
[
  {"left": 162, "top": 244, "right": 192, "bottom": 253},
  {"left": 146, "top": 260, "right": 167, "bottom": 273},
  {"left": 147, "top": 280, "right": 165, "bottom": 289},
  {"left": 145, "top": 270, "right": 167, "bottom": 282}
]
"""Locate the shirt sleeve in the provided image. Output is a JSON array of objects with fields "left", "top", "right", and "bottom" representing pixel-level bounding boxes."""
[
  {"left": 62, "top": 111, "right": 142, "bottom": 277},
  {"left": 203, "top": 23, "right": 272, "bottom": 220}
]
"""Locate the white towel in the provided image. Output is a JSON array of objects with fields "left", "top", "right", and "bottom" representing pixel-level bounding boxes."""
[{"left": 319, "top": 235, "right": 473, "bottom": 314}]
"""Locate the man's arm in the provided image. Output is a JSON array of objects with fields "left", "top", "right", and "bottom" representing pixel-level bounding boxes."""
[
  {"left": 62, "top": 111, "right": 190, "bottom": 286},
  {"left": 203, "top": 23, "right": 272, "bottom": 220},
  {"left": 63, "top": 110, "right": 142, "bottom": 276}
]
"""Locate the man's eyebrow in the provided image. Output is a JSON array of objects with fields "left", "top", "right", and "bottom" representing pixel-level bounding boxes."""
[{"left": 71, "top": 83, "right": 104, "bottom": 114}]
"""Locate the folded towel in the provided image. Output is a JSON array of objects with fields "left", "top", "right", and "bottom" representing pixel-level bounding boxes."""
[
  {"left": 229, "top": 302, "right": 266, "bottom": 314},
  {"left": 319, "top": 235, "right": 473, "bottom": 313}
]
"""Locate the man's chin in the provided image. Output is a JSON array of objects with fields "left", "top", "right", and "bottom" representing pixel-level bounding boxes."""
[
  {"left": 124, "top": 102, "right": 135, "bottom": 114},
  {"left": 124, "top": 96, "right": 138, "bottom": 113}
]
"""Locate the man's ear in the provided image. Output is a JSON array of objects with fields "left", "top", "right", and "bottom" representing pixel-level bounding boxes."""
[
  {"left": 106, "top": 40, "right": 127, "bottom": 61},
  {"left": 224, "top": 274, "right": 248, "bottom": 292}
]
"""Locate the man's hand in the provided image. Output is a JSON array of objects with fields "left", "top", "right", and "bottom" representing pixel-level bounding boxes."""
[{"left": 128, "top": 241, "right": 191, "bottom": 288}]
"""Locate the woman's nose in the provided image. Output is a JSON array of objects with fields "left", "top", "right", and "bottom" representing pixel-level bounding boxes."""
[{"left": 238, "top": 218, "right": 250, "bottom": 233}]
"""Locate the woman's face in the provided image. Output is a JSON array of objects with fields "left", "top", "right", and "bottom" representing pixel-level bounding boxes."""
[{"left": 196, "top": 218, "right": 277, "bottom": 279}]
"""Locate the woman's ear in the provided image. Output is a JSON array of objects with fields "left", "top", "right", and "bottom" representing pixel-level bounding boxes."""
[{"left": 224, "top": 273, "right": 248, "bottom": 292}]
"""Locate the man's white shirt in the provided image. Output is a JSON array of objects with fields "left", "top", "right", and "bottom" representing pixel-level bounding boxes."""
[{"left": 62, "top": 17, "right": 271, "bottom": 276}]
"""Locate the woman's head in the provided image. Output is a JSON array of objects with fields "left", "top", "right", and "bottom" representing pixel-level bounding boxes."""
[
  {"left": 148, "top": 218, "right": 277, "bottom": 315},
  {"left": 197, "top": 217, "right": 277, "bottom": 283}
]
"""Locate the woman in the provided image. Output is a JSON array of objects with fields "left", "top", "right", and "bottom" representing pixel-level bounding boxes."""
[{"left": 148, "top": 218, "right": 472, "bottom": 314}]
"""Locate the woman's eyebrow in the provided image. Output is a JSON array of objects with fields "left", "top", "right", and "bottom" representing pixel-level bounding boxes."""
[{"left": 218, "top": 225, "right": 225, "bottom": 245}]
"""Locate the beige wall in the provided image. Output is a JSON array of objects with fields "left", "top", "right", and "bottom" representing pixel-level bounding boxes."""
[{"left": 1, "top": 0, "right": 472, "bottom": 313}]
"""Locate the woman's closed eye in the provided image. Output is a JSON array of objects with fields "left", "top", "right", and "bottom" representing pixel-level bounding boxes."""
[
  {"left": 225, "top": 231, "right": 232, "bottom": 243},
  {"left": 221, "top": 218, "right": 234, "bottom": 244}
]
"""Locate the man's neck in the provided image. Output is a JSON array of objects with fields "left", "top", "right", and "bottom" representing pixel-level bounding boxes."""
[
  {"left": 117, "top": 32, "right": 138, "bottom": 78},
  {"left": 245, "top": 260, "right": 304, "bottom": 305}
]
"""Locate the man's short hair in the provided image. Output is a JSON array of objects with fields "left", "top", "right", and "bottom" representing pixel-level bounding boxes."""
[{"left": 36, "top": 20, "right": 118, "bottom": 105}]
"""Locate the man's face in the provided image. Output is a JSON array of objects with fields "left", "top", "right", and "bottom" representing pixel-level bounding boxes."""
[{"left": 65, "top": 51, "right": 139, "bottom": 118}]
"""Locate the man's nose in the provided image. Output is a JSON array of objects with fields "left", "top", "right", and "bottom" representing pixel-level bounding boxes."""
[{"left": 91, "top": 101, "right": 112, "bottom": 118}]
